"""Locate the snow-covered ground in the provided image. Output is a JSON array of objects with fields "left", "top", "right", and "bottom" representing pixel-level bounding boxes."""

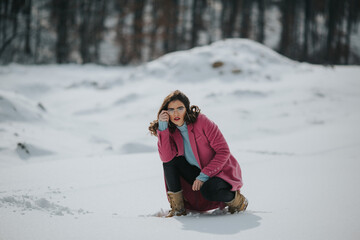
[{"left": 0, "top": 39, "right": 359, "bottom": 240}]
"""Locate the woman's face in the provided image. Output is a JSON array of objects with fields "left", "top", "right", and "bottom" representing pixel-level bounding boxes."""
[{"left": 167, "top": 100, "right": 186, "bottom": 126}]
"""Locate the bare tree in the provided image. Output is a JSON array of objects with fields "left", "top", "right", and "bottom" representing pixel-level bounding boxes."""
[
  {"left": 256, "top": 0, "right": 265, "bottom": 43},
  {"left": 115, "top": 0, "right": 132, "bottom": 64},
  {"left": 51, "top": 0, "right": 70, "bottom": 63},
  {"left": 221, "top": 0, "right": 239, "bottom": 38},
  {"left": 24, "top": 0, "right": 32, "bottom": 56},
  {"left": 133, "top": 0, "right": 145, "bottom": 62},
  {"left": 0, "top": 0, "right": 26, "bottom": 61},
  {"left": 190, "top": 0, "right": 206, "bottom": 48},
  {"left": 240, "top": 0, "right": 252, "bottom": 38},
  {"left": 78, "top": 0, "right": 107, "bottom": 63},
  {"left": 279, "top": 0, "right": 297, "bottom": 58},
  {"left": 344, "top": 0, "right": 360, "bottom": 64},
  {"left": 302, "top": 0, "right": 311, "bottom": 61}
]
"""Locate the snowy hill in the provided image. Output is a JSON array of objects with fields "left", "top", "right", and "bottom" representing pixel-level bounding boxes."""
[
  {"left": 135, "top": 39, "right": 297, "bottom": 83},
  {"left": 0, "top": 39, "right": 360, "bottom": 240}
]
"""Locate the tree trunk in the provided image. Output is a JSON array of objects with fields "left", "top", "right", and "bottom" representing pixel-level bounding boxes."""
[
  {"left": 344, "top": 0, "right": 360, "bottom": 64},
  {"left": 24, "top": 0, "right": 32, "bottom": 56},
  {"left": 220, "top": 0, "right": 230, "bottom": 38},
  {"left": 170, "top": 0, "right": 179, "bottom": 52},
  {"left": 240, "top": 0, "right": 252, "bottom": 38},
  {"left": 178, "top": 0, "right": 190, "bottom": 50},
  {"left": 116, "top": 0, "right": 131, "bottom": 65},
  {"left": 257, "top": 0, "right": 265, "bottom": 43},
  {"left": 0, "top": 0, "right": 25, "bottom": 60},
  {"left": 54, "top": 0, "right": 70, "bottom": 63},
  {"left": 94, "top": 0, "right": 107, "bottom": 63},
  {"left": 34, "top": 8, "right": 41, "bottom": 63},
  {"left": 302, "top": 0, "right": 311, "bottom": 61},
  {"left": 191, "top": 0, "right": 205, "bottom": 48},
  {"left": 326, "top": 0, "right": 336, "bottom": 63},
  {"left": 228, "top": 0, "right": 239, "bottom": 38},
  {"left": 162, "top": 0, "right": 179, "bottom": 53},
  {"left": 133, "top": 0, "right": 145, "bottom": 62},
  {"left": 220, "top": 0, "right": 239, "bottom": 38},
  {"left": 79, "top": 0, "right": 93, "bottom": 64},
  {"left": 150, "top": 0, "right": 159, "bottom": 60},
  {"left": 279, "top": 0, "right": 296, "bottom": 57}
]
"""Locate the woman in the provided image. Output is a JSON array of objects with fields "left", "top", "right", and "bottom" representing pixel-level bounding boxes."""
[{"left": 149, "top": 90, "right": 248, "bottom": 217}]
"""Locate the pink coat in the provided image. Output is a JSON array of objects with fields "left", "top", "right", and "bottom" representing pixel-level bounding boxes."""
[{"left": 157, "top": 113, "right": 243, "bottom": 211}]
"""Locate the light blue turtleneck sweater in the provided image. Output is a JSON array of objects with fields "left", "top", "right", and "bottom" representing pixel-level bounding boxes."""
[{"left": 159, "top": 120, "right": 209, "bottom": 182}]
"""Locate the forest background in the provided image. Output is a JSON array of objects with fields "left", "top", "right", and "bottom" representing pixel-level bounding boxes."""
[{"left": 1, "top": 0, "right": 360, "bottom": 65}]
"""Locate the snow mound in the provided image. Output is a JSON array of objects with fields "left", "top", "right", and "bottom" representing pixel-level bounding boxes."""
[
  {"left": 16, "top": 142, "right": 54, "bottom": 160},
  {"left": 206, "top": 89, "right": 269, "bottom": 99},
  {"left": 137, "top": 38, "right": 296, "bottom": 82},
  {"left": 121, "top": 142, "right": 157, "bottom": 154},
  {"left": 113, "top": 93, "right": 139, "bottom": 105},
  {"left": 0, "top": 90, "right": 45, "bottom": 122},
  {"left": 0, "top": 194, "right": 90, "bottom": 216}
]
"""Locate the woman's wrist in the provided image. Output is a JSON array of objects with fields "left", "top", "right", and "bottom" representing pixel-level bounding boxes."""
[
  {"left": 196, "top": 172, "right": 209, "bottom": 182},
  {"left": 158, "top": 120, "right": 168, "bottom": 131}
]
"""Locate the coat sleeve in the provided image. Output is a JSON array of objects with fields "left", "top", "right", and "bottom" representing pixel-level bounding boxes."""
[
  {"left": 199, "top": 115, "right": 231, "bottom": 177},
  {"left": 157, "top": 128, "right": 177, "bottom": 163}
]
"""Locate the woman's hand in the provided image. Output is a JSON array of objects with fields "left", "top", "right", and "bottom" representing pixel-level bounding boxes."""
[
  {"left": 159, "top": 110, "right": 169, "bottom": 122},
  {"left": 192, "top": 179, "right": 204, "bottom": 191}
]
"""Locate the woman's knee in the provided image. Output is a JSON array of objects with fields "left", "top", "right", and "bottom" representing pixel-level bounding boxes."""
[
  {"left": 200, "top": 177, "right": 233, "bottom": 202},
  {"left": 200, "top": 181, "right": 217, "bottom": 201}
]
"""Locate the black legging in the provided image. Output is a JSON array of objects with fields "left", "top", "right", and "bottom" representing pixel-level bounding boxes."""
[{"left": 163, "top": 156, "right": 235, "bottom": 202}]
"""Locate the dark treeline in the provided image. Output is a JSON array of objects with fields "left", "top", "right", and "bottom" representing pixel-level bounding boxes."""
[{"left": 1, "top": 0, "right": 360, "bottom": 65}]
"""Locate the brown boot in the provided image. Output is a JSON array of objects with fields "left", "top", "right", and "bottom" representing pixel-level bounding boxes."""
[
  {"left": 166, "top": 190, "right": 187, "bottom": 218},
  {"left": 226, "top": 190, "right": 248, "bottom": 214}
]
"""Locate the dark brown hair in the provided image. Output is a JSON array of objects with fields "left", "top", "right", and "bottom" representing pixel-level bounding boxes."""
[{"left": 148, "top": 90, "right": 200, "bottom": 136}]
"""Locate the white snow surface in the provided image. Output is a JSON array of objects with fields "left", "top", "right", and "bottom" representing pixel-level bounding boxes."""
[{"left": 0, "top": 39, "right": 359, "bottom": 239}]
